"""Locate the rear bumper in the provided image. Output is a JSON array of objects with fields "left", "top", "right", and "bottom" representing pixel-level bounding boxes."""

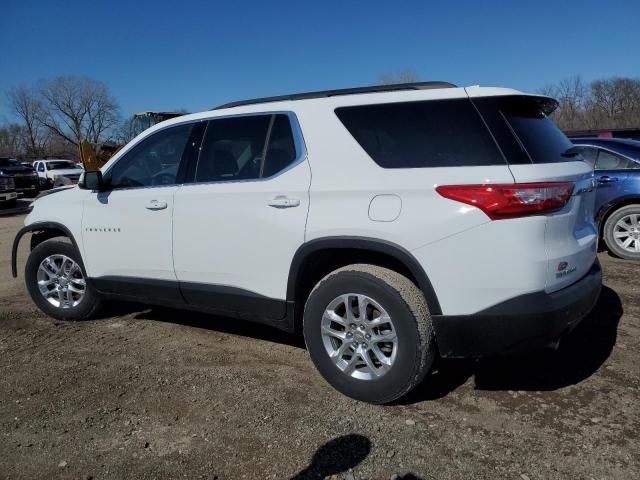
[{"left": 433, "top": 259, "right": 602, "bottom": 358}]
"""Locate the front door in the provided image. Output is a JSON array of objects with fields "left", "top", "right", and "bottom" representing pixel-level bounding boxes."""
[{"left": 81, "top": 122, "right": 200, "bottom": 303}]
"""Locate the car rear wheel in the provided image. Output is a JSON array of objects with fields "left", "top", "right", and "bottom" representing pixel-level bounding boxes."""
[
  {"left": 303, "top": 264, "right": 435, "bottom": 404},
  {"left": 603, "top": 204, "right": 640, "bottom": 261},
  {"left": 25, "top": 237, "right": 102, "bottom": 321}
]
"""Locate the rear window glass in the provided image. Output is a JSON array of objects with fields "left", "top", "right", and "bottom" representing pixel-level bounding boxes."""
[
  {"left": 335, "top": 99, "right": 504, "bottom": 168},
  {"left": 499, "top": 97, "right": 575, "bottom": 164}
]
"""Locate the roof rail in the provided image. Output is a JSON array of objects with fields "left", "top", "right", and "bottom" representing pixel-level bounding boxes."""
[{"left": 213, "top": 81, "right": 457, "bottom": 110}]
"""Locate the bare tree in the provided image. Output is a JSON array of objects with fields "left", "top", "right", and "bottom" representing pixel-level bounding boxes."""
[
  {"left": 7, "top": 86, "right": 49, "bottom": 156},
  {"left": 541, "top": 76, "right": 640, "bottom": 131},
  {"left": 539, "top": 76, "right": 588, "bottom": 130},
  {"left": 0, "top": 124, "right": 25, "bottom": 157},
  {"left": 586, "top": 77, "right": 640, "bottom": 129},
  {"left": 379, "top": 69, "right": 420, "bottom": 85},
  {"left": 37, "top": 76, "right": 120, "bottom": 153}
]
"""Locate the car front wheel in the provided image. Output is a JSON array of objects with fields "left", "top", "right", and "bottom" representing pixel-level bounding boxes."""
[
  {"left": 25, "top": 237, "right": 102, "bottom": 321},
  {"left": 303, "top": 264, "right": 436, "bottom": 404}
]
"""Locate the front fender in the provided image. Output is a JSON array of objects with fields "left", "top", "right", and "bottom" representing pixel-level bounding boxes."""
[{"left": 11, "top": 222, "right": 81, "bottom": 278}]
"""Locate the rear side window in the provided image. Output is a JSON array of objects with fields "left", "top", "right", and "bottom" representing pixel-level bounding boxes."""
[
  {"left": 595, "top": 150, "right": 638, "bottom": 170},
  {"left": 262, "top": 115, "right": 297, "bottom": 177},
  {"left": 500, "top": 97, "right": 575, "bottom": 164},
  {"left": 195, "top": 114, "right": 297, "bottom": 182},
  {"left": 335, "top": 99, "right": 504, "bottom": 168}
]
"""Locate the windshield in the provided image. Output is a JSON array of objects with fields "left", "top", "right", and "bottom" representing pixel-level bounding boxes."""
[
  {"left": 0, "top": 158, "right": 19, "bottom": 167},
  {"left": 47, "top": 161, "right": 78, "bottom": 170}
]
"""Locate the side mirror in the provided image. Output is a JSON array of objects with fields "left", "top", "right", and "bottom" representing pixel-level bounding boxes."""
[{"left": 79, "top": 170, "right": 107, "bottom": 191}]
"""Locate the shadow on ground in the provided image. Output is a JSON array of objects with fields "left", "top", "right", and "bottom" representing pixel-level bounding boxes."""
[
  {"left": 401, "top": 285, "right": 623, "bottom": 404},
  {"left": 131, "top": 305, "right": 305, "bottom": 348},
  {"left": 290, "top": 434, "right": 422, "bottom": 480},
  {"left": 101, "top": 284, "right": 622, "bottom": 404}
]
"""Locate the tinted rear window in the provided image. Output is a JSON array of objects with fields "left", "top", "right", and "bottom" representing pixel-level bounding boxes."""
[
  {"left": 335, "top": 99, "right": 504, "bottom": 168},
  {"left": 498, "top": 97, "right": 575, "bottom": 164}
]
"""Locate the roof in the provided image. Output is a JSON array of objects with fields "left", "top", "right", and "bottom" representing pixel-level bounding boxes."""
[
  {"left": 213, "top": 81, "right": 457, "bottom": 110},
  {"left": 565, "top": 127, "right": 640, "bottom": 136},
  {"left": 570, "top": 137, "right": 640, "bottom": 147}
]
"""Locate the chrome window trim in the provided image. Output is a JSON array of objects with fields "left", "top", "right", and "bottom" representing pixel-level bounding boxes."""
[{"left": 101, "top": 111, "right": 307, "bottom": 192}]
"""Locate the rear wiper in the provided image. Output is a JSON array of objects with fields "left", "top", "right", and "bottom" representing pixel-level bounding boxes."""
[{"left": 561, "top": 146, "right": 582, "bottom": 158}]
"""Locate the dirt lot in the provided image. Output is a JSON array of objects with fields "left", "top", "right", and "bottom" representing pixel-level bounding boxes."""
[{"left": 1, "top": 212, "right": 638, "bottom": 480}]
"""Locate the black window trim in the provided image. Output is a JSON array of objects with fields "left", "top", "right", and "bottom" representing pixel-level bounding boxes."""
[
  {"left": 497, "top": 108, "right": 534, "bottom": 164},
  {"left": 187, "top": 111, "right": 307, "bottom": 187}
]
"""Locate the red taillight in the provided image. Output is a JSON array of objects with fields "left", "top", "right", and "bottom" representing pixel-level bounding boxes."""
[{"left": 436, "top": 182, "right": 575, "bottom": 220}]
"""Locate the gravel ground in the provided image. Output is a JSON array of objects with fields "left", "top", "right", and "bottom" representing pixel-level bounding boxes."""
[{"left": 0, "top": 212, "right": 638, "bottom": 479}]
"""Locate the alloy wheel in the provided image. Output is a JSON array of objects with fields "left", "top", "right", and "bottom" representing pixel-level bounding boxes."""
[
  {"left": 320, "top": 293, "right": 398, "bottom": 380},
  {"left": 36, "top": 254, "right": 86, "bottom": 308},
  {"left": 613, "top": 213, "right": 640, "bottom": 253}
]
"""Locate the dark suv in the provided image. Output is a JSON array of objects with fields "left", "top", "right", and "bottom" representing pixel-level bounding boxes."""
[
  {"left": 571, "top": 138, "right": 640, "bottom": 260},
  {"left": 0, "top": 158, "right": 39, "bottom": 199}
]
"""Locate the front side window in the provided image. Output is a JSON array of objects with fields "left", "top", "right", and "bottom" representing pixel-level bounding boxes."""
[
  {"left": 595, "top": 150, "right": 634, "bottom": 170},
  {"left": 195, "top": 114, "right": 297, "bottom": 182},
  {"left": 109, "top": 124, "right": 193, "bottom": 188},
  {"left": 38, "top": 163, "right": 45, "bottom": 172},
  {"left": 335, "top": 99, "right": 503, "bottom": 168}
]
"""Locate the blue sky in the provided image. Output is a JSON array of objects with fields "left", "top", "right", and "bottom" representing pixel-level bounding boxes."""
[{"left": 1, "top": 0, "right": 638, "bottom": 120}]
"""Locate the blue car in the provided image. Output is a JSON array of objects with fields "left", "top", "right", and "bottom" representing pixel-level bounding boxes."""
[{"left": 571, "top": 137, "right": 640, "bottom": 260}]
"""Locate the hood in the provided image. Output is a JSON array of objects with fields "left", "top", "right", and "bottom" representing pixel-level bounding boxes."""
[
  {"left": 48, "top": 168, "right": 83, "bottom": 177},
  {"left": 34, "top": 185, "right": 76, "bottom": 200},
  {"left": 0, "top": 165, "right": 36, "bottom": 175}
]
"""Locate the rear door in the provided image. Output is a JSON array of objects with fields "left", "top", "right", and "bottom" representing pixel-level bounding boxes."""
[
  {"left": 172, "top": 113, "right": 310, "bottom": 320},
  {"left": 593, "top": 148, "right": 631, "bottom": 208},
  {"left": 471, "top": 93, "right": 597, "bottom": 293}
]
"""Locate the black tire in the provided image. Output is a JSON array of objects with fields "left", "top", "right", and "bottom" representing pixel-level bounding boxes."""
[
  {"left": 303, "top": 264, "right": 436, "bottom": 404},
  {"left": 603, "top": 204, "right": 640, "bottom": 261},
  {"left": 25, "top": 237, "right": 102, "bottom": 321}
]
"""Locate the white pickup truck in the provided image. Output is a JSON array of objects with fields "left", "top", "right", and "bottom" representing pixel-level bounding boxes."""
[{"left": 32, "top": 159, "right": 84, "bottom": 188}]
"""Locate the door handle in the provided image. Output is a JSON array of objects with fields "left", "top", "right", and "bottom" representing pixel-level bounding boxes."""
[
  {"left": 145, "top": 199, "right": 167, "bottom": 210},
  {"left": 598, "top": 176, "right": 619, "bottom": 184},
  {"left": 268, "top": 195, "right": 300, "bottom": 208}
]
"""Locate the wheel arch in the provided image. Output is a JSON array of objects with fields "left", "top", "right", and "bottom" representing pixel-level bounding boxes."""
[
  {"left": 286, "top": 237, "right": 442, "bottom": 332},
  {"left": 11, "top": 222, "right": 81, "bottom": 278}
]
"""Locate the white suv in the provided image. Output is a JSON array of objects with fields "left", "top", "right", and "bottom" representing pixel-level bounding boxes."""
[{"left": 12, "top": 82, "right": 602, "bottom": 403}]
